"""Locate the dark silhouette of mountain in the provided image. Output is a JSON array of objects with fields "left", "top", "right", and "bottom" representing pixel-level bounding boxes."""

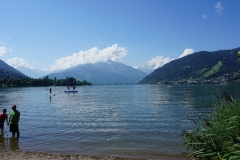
[
  {"left": 139, "top": 47, "right": 240, "bottom": 84},
  {"left": 47, "top": 60, "right": 148, "bottom": 84},
  {"left": 0, "top": 59, "right": 26, "bottom": 78}
]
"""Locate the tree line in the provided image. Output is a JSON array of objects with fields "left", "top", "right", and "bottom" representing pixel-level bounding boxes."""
[{"left": 0, "top": 76, "right": 92, "bottom": 87}]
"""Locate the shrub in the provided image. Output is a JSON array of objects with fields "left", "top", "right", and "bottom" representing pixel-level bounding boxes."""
[{"left": 182, "top": 92, "right": 240, "bottom": 160}]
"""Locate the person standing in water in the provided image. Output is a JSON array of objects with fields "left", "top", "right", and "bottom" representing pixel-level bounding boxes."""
[
  {"left": 9, "top": 105, "right": 20, "bottom": 138},
  {"left": 49, "top": 88, "right": 52, "bottom": 94},
  {"left": 0, "top": 109, "right": 9, "bottom": 134}
]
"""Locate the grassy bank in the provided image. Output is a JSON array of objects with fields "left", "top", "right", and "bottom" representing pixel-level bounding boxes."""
[{"left": 182, "top": 92, "right": 240, "bottom": 160}]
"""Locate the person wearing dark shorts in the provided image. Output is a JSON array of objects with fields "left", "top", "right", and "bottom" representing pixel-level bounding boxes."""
[
  {"left": 9, "top": 105, "right": 20, "bottom": 138},
  {"left": 0, "top": 109, "right": 9, "bottom": 133}
]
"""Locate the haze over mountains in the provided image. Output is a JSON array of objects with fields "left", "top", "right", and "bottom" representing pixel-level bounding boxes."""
[
  {"left": 16, "top": 67, "right": 49, "bottom": 79},
  {"left": 0, "top": 59, "right": 148, "bottom": 84},
  {"left": 47, "top": 60, "right": 148, "bottom": 84}
]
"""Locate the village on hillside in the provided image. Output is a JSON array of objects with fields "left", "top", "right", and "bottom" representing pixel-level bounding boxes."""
[{"left": 159, "top": 70, "right": 240, "bottom": 85}]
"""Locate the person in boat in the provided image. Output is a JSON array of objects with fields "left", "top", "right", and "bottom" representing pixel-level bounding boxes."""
[
  {"left": 73, "top": 86, "right": 76, "bottom": 90},
  {"left": 49, "top": 88, "right": 52, "bottom": 94},
  {"left": 68, "top": 86, "right": 70, "bottom": 90}
]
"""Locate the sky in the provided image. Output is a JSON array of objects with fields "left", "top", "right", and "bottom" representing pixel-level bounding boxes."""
[{"left": 0, "top": 0, "right": 240, "bottom": 73}]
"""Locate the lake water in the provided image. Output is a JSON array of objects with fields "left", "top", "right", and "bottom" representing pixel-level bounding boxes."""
[{"left": 0, "top": 84, "right": 239, "bottom": 159}]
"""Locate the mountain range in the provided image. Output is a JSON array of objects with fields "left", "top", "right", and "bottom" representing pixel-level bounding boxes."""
[
  {"left": 139, "top": 47, "right": 240, "bottom": 84},
  {"left": 2, "top": 47, "right": 240, "bottom": 85},
  {"left": 47, "top": 60, "right": 148, "bottom": 84}
]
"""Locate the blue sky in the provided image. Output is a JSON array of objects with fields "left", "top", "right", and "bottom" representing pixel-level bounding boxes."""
[{"left": 0, "top": 0, "right": 240, "bottom": 72}]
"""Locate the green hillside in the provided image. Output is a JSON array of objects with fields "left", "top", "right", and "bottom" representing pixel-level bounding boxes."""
[
  {"left": 0, "top": 59, "right": 26, "bottom": 79},
  {"left": 139, "top": 47, "right": 240, "bottom": 84}
]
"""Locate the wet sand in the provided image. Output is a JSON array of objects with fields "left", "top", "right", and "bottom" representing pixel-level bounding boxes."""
[{"left": 0, "top": 150, "right": 188, "bottom": 160}]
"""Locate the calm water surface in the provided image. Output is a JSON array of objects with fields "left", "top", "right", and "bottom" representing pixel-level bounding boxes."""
[{"left": 0, "top": 84, "right": 239, "bottom": 159}]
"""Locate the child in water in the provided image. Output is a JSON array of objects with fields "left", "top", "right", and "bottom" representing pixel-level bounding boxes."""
[{"left": 0, "top": 109, "right": 9, "bottom": 133}]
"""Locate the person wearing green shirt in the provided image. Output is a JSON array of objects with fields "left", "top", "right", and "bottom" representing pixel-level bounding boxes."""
[{"left": 9, "top": 105, "right": 20, "bottom": 138}]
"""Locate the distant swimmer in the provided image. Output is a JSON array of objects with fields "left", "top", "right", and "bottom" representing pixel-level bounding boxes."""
[{"left": 49, "top": 88, "right": 52, "bottom": 94}]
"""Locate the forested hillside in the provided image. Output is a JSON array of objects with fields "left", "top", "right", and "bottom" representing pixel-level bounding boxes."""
[
  {"left": 0, "top": 59, "right": 26, "bottom": 78},
  {"left": 0, "top": 76, "right": 92, "bottom": 87},
  {"left": 139, "top": 47, "right": 240, "bottom": 84}
]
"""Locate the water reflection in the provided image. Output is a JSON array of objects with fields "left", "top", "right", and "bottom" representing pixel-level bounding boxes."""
[
  {"left": 10, "top": 137, "right": 19, "bottom": 150},
  {"left": 0, "top": 134, "right": 19, "bottom": 150},
  {"left": 0, "top": 134, "right": 8, "bottom": 149}
]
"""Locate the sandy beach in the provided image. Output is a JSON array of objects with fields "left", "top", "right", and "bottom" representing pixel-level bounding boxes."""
[
  {"left": 0, "top": 150, "right": 139, "bottom": 160},
  {"left": 0, "top": 150, "right": 188, "bottom": 160}
]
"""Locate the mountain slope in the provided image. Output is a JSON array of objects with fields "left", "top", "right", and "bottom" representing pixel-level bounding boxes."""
[
  {"left": 47, "top": 60, "right": 147, "bottom": 84},
  {"left": 0, "top": 59, "right": 26, "bottom": 78},
  {"left": 139, "top": 47, "right": 240, "bottom": 84},
  {"left": 17, "top": 66, "right": 49, "bottom": 79}
]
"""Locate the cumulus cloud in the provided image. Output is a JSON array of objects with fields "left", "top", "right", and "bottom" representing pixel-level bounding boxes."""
[
  {"left": 179, "top": 48, "right": 194, "bottom": 58},
  {"left": 147, "top": 56, "right": 174, "bottom": 70},
  {"left": 0, "top": 47, "right": 8, "bottom": 56},
  {"left": 215, "top": 2, "right": 224, "bottom": 15},
  {"left": 50, "top": 44, "right": 128, "bottom": 71},
  {"left": 132, "top": 55, "right": 174, "bottom": 74},
  {"left": 6, "top": 57, "right": 35, "bottom": 69}
]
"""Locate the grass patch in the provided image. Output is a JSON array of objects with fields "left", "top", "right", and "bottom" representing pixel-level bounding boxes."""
[
  {"left": 182, "top": 92, "right": 240, "bottom": 160},
  {"left": 203, "top": 61, "right": 222, "bottom": 78},
  {"left": 198, "top": 68, "right": 208, "bottom": 74}
]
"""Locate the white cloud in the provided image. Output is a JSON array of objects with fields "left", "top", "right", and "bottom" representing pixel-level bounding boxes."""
[
  {"left": 147, "top": 56, "right": 174, "bottom": 70},
  {"left": 0, "top": 46, "right": 8, "bottom": 56},
  {"left": 203, "top": 2, "right": 224, "bottom": 19},
  {"left": 42, "top": 68, "right": 48, "bottom": 71},
  {"left": 132, "top": 55, "right": 174, "bottom": 74},
  {"left": 179, "top": 48, "right": 194, "bottom": 58},
  {"left": 50, "top": 44, "right": 128, "bottom": 71},
  {"left": 215, "top": 2, "right": 224, "bottom": 15},
  {"left": 202, "top": 14, "right": 210, "bottom": 19},
  {"left": 6, "top": 57, "right": 35, "bottom": 69},
  {"left": 202, "top": 14, "right": 208, "bottom": 19}
]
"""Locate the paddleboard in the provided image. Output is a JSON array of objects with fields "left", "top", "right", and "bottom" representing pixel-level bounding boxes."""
[
  {"left": 49, "top": 93, "right": 56, "bottom": 96},
  {"left": 64, "top": 90, "right": 78, "bottom": 93}
]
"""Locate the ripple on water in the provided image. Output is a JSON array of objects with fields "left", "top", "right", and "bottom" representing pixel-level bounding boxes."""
[{"left": 1, "top": 84, "right": 239, "bottom": 158}]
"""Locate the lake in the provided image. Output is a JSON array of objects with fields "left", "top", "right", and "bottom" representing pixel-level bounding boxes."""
[{"left": 0, "top": 84, "right": 239, "bottom": 159}]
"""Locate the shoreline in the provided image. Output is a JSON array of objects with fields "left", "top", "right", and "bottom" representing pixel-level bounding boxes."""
[{"left": 0, "top": 150, "right": 189, "bottom": 160}]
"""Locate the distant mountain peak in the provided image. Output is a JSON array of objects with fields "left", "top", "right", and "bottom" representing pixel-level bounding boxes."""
[
  {"left": 47, "top": 61, "right": 147, "bottom": 84},
  {"left": 105, "top": 60, "right": 116, "bottom": 64}
]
